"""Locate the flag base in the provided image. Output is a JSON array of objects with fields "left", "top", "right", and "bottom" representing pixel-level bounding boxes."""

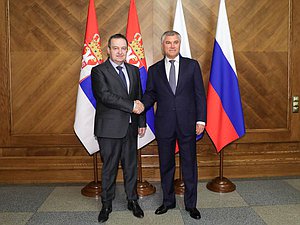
[
  {"left": 137, "top": 180, "right": 156, "bottom": 197},
  {"left": 81, "top": 181, "right": 102, "bottom": 198},
  {"left": 174, "top": 178, "right": 185, "bottom": 196},
  {"left": 206, "top": 177, "right": 236, "bottom": 193}
]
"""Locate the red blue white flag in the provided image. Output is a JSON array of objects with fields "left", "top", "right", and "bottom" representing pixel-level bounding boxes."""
[
  {"left": 206, "top": 0, "right": 245, "bottom": 152},
  {"left": 74, "top": 0, "right": 103, "bottom": 154},
  {"left": 126, "top": 0, "right": 155, "bottom": 148}
]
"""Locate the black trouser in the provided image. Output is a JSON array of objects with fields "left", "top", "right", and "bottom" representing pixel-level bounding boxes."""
[{"left": 97, "top": 125, "right": 138, "bottom": 207}]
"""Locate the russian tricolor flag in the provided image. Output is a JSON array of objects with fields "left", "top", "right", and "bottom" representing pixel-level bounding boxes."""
[
  {"left": 126, "top": 0, "right": 155, "bottom": 148},
  {"left": 206, "top": 0, "right": 245, "bottom": 152},
  {"left": 74, "top": 0, "right": 103, "bottom": 155}
]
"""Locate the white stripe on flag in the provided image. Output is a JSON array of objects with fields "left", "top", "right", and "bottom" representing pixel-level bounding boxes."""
[
  {"left": 74, "top": 87, "right": 99, "bottom": 154},
  {"left": 215, "top": 0, "right": 237, "bottom": 74},
  {"left": 173, "top": 0, "right": 191, "bottom": 58}
]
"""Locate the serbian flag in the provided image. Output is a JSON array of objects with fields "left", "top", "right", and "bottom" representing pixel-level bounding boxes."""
[
  {"left": 126, "top": 0, "right": 155, "bottom": 149},
  {"left": 74, "top": 0, "right": 103, "bottom": 155},
  {"left": 173, "top": 0, "right": 204, "bottom": 153},
  {"left": 206, "top": 0, "right": 245, "bottom": 152}
]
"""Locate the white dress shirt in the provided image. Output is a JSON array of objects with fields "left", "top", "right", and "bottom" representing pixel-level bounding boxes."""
[
  {"left": 165, "top": 55, "right": 180, "bottom": 86},
  {"left": 109, "top": 59, "right": 130, "bottom": 94}
]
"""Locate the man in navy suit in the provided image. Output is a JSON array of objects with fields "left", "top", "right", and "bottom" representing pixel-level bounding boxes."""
[
  {"left": 91, "top": 34, "right": 146, "bottom": 223},
  {"left": 142, "top": 31, "right": 206, "bottom": 220}
]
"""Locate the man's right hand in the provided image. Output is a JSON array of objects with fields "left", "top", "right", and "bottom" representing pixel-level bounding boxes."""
[{"left": 133, "top": 100, "right": 144, "bottom": 114}]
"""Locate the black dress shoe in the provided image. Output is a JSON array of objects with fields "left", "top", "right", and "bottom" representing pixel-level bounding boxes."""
[
  {"left": 185, "top": 207, "right": 201, "bottom": 220},
  {"left": 155, "top": 203, "right": 176, "bottom": 215},
  {"left": 128, "top": 200, "right": 144, "bottom": 218},
  {"left": 98, "top": 206, "right": 112, "bottom": 223}
]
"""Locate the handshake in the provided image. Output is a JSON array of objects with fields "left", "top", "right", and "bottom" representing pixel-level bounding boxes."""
[{"left": 133, "top": 100, "right": 144, "bottom": 114}]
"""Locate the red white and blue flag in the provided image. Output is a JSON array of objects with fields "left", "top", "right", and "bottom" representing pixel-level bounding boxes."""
[
  {"left": 126, "top": 0, "right": 155, "bottom": 148},
  {"left": 74, "top": 0, "right": 103, "bottom": 154},
  {"left": 206, "top": 0, "right": 245, "bottom": 152}
]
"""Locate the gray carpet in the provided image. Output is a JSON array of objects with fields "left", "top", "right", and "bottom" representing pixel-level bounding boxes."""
[{"left": 1, "top": 177, "right": 300, "bottom": 225}]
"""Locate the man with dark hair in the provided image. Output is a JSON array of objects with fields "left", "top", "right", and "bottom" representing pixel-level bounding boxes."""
[
  {"left": 142, "top": 30, "right": 206, "bottom": 220},
  {"left": 91, "top": 33, "right": 146, "bottom": 223}
]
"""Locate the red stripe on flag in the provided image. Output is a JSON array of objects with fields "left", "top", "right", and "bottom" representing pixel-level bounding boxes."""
[
  {"left": 175, "top": 141, "right": 179, "bottom": 154},
  {"left": 206, "top": 83, "right": 239, "bottom": 152},
  {"left": 85, "top": 0, "right": 99, "bottom": 42},
  {"left": 126, "top": 0, "right": 147, "bottom": 69}
]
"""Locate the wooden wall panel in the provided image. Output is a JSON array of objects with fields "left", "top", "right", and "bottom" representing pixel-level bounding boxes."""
[
  {"left": 10, "top": 0, "right": 83, "bottom": 135},
  {"left": 0, "top": 0, "right": 299, "bottom": 183}
]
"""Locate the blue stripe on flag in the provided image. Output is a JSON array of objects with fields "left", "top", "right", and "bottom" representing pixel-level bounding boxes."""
[
  {"left": 209, "top": 41, "right": 245, "bottom": 137},
  {"left": 80, "top": 75, "right": 96, "bottom": 109},
  {"left": 139, "top": 66, "right": 147, "bottom": 92},
  {"left": 140, "top": 66, "right": 155, "bottom": 133},
  {"left": 146, "top": 107, "right": 155, "bottom": 132},
  {"left": 196, "top": 133, "right": 203, "bottom": 141}
]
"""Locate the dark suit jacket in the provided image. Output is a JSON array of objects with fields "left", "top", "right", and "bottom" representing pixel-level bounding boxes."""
[
  {"left": 143, "top": 56, "right": 206, "bottom": 138},
  {"left": 91, "top": 59, "right": 146, "bottom": 138}
]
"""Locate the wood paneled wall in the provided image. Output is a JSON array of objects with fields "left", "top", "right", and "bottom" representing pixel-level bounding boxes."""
[{"left": 0, "top": 0, "right": 299, "bottom": 183}]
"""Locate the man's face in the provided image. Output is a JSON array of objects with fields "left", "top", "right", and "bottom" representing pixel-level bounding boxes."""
[
  {"left": 108, "top": 38, "right": 128, "bottom": 65},
  {"left": 162, "top": 35, "right": 181, "bottom": 59}
]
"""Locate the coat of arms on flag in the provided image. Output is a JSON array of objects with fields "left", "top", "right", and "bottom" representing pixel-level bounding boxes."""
[{"left": 126, "top": 0, "right": 155, "bottom": 149}]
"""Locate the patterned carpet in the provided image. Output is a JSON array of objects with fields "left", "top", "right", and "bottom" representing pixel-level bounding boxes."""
[{"left": 1, "top": 177, "right": 300, "bottom": 225}]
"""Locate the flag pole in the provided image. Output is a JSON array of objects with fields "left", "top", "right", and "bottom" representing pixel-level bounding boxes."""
[
  {"left": 174, "top": 156, "right": 185, "bottom": 196},
  {"left": 137, "top": 149, "right": 156, "bottom": 197},
  {"left": 206, "top": 149, "right": 236, "bottom": 193},
  {"left": 81, "top": 153, "right": 102, "bottom": 198}
]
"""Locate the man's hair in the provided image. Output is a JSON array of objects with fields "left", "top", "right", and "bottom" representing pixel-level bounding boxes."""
[
  {"left": 108, "top": 33, "right": 128, "bottom": 48},
  {"left": 161, "top": 30, "right": 181, "bottom": 43}
]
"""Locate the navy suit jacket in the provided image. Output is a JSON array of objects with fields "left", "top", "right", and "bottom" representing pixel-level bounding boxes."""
[
  {"left": 91, "top": 59, "right": 146, "bottom": 138},
  {"left": 143, "top": 56, "right": 206, "bottom": 138}
]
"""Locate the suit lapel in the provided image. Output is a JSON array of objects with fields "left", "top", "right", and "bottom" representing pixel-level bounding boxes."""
[
  {"left": 176, "top": 56, "right": 185, "bottom": 94},
  {"left": 105, "top": 60, "right": 129, "bottom": 95},
  {"left": 157, "top": 59, "right": 174, "bottom": 94},
  {"left": 125, "top": 63, "right": 134, "bottom": 95}
]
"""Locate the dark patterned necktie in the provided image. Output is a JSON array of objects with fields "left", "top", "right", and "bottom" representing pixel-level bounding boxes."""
[{"left": 116, "top": 66, "right": 127, "bottom": 90}]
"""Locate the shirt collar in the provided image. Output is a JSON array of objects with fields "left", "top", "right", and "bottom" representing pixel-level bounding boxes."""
[
  {"left": 109, "top": 58, "right": 125, "bottom": 69},
  {"left": 165, "top": 55, "right": 180, "bottom": 64}
]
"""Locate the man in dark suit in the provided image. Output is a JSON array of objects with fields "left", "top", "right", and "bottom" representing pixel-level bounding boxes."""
[
  {"left": 142, "top": 31, "right": 206, "bottom": 220},
  {"left": 91, "top": 33, "right": 146, "bottom": 223}
]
